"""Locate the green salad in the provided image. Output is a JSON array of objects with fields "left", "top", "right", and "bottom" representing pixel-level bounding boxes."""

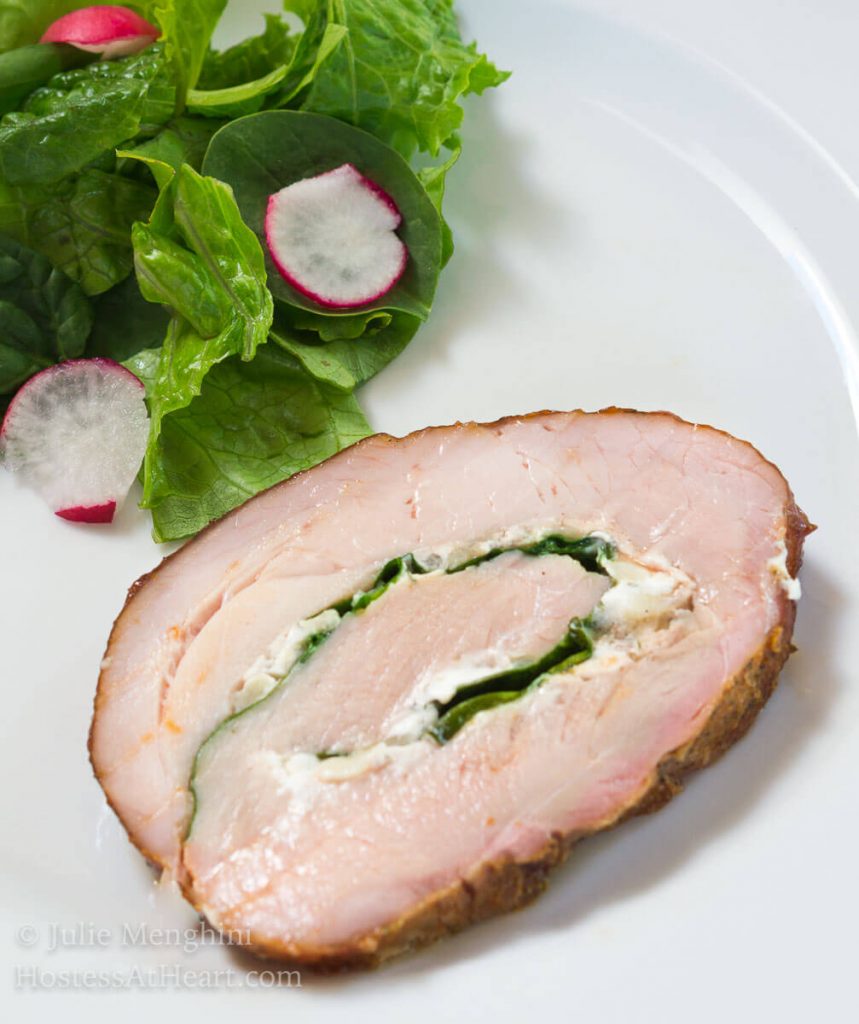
[{"left": 0, "top": 0, "right": 507, "bottom": 540}]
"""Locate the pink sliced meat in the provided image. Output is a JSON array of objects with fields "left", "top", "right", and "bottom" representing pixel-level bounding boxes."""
[
  {"left": 202, "top": 551, "right": 608, "bottom": 759},
  {"left": 90, "top": 410, "right": 810, "bottom": 967}
]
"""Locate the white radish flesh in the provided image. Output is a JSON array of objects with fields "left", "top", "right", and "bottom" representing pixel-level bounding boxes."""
[
  {"left": 265, "top": 163, "right": 408, "bottom": 309},
  {"left": 1, "top": 359, "right": 149, "bottom": 524}
]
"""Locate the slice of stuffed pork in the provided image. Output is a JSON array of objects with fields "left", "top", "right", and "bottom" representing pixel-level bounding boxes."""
[{"left": 90, "top": 409, "right": 810, "bottom": 967}]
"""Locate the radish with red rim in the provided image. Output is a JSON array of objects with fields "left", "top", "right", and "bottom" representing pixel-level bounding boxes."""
[
  {"left": 265, "top": 163, "right": 408, "bottom": 309},
  {"left": 40, "top": 6, "right": 159, "bottom": 60},
  {"left": 202, "top": 111, "right": 443, "bottom": 324},
  {"left": 0, "top": 358, "right": 149, "bottom": 524}
]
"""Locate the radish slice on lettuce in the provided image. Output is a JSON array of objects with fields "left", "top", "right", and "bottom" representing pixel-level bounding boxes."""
[
  {"left": 0, "top": 359, "right": 149, "bottom": 524},
  {"left": 40, "top": 6, "right": 159, "bottom": 60},
  {"left": 265, "top": 163, "right": 408, "bottom": 309}
]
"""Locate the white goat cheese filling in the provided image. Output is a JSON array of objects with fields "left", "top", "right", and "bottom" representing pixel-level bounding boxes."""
[{"left": 250, "top": 537, "right": 694, "bottom": 793}]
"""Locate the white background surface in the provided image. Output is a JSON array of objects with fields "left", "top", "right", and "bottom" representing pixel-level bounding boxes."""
[{"left": 2, "top": 1, "right": 858, "bottom": 1020}]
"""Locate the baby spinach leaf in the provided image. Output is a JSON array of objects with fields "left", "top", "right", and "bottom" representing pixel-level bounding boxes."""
[
  {"left": 284, "top": 0, "right": 510, "bottom": 159},
  {"left": 142, "top": 345, "right": 369, "bottom": 542},
  {"left": 451, "top": 534, "right": 615, "bottom": 576},
  {"left": 431, "top": 618, "right": 596, "bottom": 742},
  {"left": 202, "top": 110, "right": 443, "bottom": 322},
  {"left": 0, "top": 168, "right": 156, "bottom": 295},
  {"left": 285, "top": 306, "right": 392, "bottom": 341},
  {"left": 271, "top": 312, "right": 419, "bottom": 392},
  {"left": 0, "top": 41, "right": 94, "bottom": 114},
  {"left": 0, "top": 45, "right": 175, "bottom": 185},
  {"left": 0, "top": 232, "right": 92, "bottom": 395},
  {"left": 430, "top": 691, "right": 520, "bottom": 744},
  {"left": 87, "top": 273, "right": 170, "bottom": 362}
]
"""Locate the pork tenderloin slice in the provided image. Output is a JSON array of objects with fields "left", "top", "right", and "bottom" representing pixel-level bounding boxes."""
[
  {"left": 185, "top": 611, "right": 723, "bottom": 952},
  {"left": 91, "top": 410, "right": 810, "bottom": 948},
  {"left": 187, "top": 550, "right": 610, "bottom": 843}
]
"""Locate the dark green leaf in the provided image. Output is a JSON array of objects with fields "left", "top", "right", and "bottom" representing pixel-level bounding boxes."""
[
  {"left": 0, "top": 300, "right": 48, "bottom": 390},
  {"left": 271, "top": 312, "right": 419, "bottom": 392},
  {"left": 87, "top": 274, "right": 170, "bottom": 362},
  {"left": 0, "top": 231, "right": 92, "bottom": 394},
  {"left": 202, "top": 110, "right": 443, "bottom": 322},
  {"left": 0, "top": 168, "right": 157, "bottom": 295},
  {"left": 451, "top": 534, "right": 615, "bottom": 576},
  {"left": 431, "top": 691, "right": 521, "bottom": 744},
  {"left": 286, "top": 306, "right": 392, "bottom": 341},
  {"left": 431, "top": 618, "right": 596, "bottom": 742},
  {"left": 0, "top": 42, "right": 94, "bottom": 114},
  {"left": 336, "top": 553, "right": 428, "bottom": 613},
  {"left": 0, "top": 45, "right": 175, "bottom": 185}
]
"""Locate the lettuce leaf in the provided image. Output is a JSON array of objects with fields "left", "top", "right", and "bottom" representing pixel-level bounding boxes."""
[
  {"left": 197, "top": 13, "right": 296, "bottom": 89},
  {"left": 264, "top": 5, "right": 345, "bottom": 110},
  {"left": 190, "top": 12, "right": 346, "bottom": 118},
  {"left": 130, "top": 164, "right": 274, "bottom": 513},
  {"left": 286, "top": 0, "right": 510, "bottom": 158},
  {"left": 186, "top": 63, "right": 292, "bottom": 119},
  {"left": 140, "top": 345, "right": 369, "bottom": 541},
  {"left": 144, "top": 0, "right": 227, "bottom": 104}
]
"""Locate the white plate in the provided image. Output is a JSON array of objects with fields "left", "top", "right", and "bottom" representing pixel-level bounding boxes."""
[{"left": 2, "top": 1, "right": 857, "bottom": 1020}]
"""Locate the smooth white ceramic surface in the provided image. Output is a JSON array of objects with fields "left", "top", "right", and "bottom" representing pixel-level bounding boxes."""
[{"left": 1, "top": 1, "right": 857, "bottom": 1021}]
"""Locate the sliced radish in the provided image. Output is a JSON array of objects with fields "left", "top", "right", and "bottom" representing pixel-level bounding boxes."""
[
  {"left": 265, "top": 163, "right": 408, "bottom": 309},
  {"left": 0, "top": 359, "right": 149, "bottom": 525},
  {"left": 40, "top": 6, "right": 159, "bottom": 60}
]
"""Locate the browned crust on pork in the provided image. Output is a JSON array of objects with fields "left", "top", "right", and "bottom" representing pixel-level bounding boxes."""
[{"left": 89, "top": 409, "right": 814, "bottom": 964}]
